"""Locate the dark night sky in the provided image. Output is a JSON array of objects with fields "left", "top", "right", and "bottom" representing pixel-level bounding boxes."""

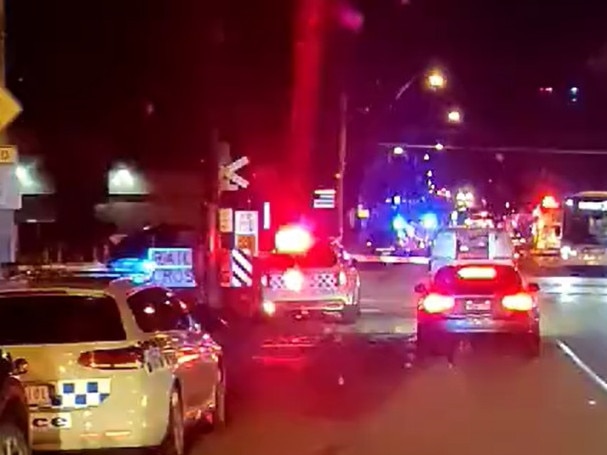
[{"left": 6, "top": 0, "right": 607, "bottom": 206}]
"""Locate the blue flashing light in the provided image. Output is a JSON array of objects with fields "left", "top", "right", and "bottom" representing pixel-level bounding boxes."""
[
  {"left": 421, "top": 212, "right": 438, "bottom": 230},
  {"left": 392, "top": 215, "right": 407, "bottom": 231},
  {"left": 108, "top": 257, "right": 156, "bottom": 282}
]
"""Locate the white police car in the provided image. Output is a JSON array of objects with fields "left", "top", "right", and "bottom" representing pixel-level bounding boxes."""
[{"left": 0, "top": 269, "right": 226, "bottom": 454}]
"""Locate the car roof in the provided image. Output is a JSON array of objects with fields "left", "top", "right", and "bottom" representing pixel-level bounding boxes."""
[{"left": 0, "top": 274, "right": 150, "bottom": 300}]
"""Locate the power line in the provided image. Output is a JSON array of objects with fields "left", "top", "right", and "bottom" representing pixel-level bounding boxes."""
[{"left": 379, "top": 143, "right": 607, "bottom": 155}]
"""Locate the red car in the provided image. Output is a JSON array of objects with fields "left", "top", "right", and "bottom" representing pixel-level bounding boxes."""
[{"left": 414, "top": 262, "right": 541, "bottom": 358}]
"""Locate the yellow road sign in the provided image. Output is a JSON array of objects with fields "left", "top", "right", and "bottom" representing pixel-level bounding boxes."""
[
  {"left": 0, "top": 87, "right": 22, "bottom": 132},
  {"left": 0, "top": 145, "right": 17, "bottom": 164}
]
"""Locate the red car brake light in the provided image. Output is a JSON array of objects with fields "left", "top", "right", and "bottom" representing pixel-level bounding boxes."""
[
  {"left": 78, "top": 346, "right": 144, "bottom": 370},
  {"left": 283, "top": 268, "right": 304, "bottom": 292},
  {"left": 502, "top": 293, "right": 534, "bottom": 311},
  {"left": 421, "top": 293, "right": 455, "bottom": 313}
]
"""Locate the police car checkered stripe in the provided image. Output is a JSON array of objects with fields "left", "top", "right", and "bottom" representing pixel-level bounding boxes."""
[
  {"left": 268, "top": 272, "right": 337, "bottom": 290},
  {"left": 231, "top": 249, "right": 253, "bottom": 287},
  {"left": 56, "top": 379, "right": 111, "bottom": 408}
]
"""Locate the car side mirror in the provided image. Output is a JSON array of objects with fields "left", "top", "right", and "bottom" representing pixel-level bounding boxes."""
[
  {"left": 527, "top": 282, "right": 540, "bottom": 293},
  {"left": 414, "top": 283, "right": 427, "bottom": 294},
  {"left": 12, "top": 358, "right": 28, "bottom": 375}
]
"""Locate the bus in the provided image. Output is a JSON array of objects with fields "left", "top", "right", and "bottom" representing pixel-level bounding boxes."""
[{"left": 559, "top": 191, "right": 607, "bottom": 266}]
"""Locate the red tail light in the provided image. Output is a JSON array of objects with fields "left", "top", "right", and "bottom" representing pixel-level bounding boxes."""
[
  {"left": 421, "top": 293, "right": 455, "bottom": 313},
  {"left": 78, "top": 347, "right": 144, "bottom": 370},
  {"left": 283, "top": 268, "right": 304, "bottom": 291},
  {"left": 502, "top": 293, "right": 534, "bottom": 311}
]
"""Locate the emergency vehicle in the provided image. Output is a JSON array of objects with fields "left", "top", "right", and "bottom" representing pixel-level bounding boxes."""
[
  {"left": 259, "top": 225, "right": 361, "bottom": 323},
  {"left": 420, "top": 227, "right": 540, "bottom": 358},
  {"left": 0, "top": 265, "right": 226, "bottom": 453},
  {"left": 531, "top": 195, "right": 562, "bottom": 253}
]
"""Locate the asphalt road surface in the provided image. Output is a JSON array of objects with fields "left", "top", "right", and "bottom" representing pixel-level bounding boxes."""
[{"left": 191, "top": 264, "right": 607, "bottom": 455}]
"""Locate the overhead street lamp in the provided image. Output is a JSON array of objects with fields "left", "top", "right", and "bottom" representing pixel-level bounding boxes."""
[
  {"left": 447, "top": 109, "right": 462, "bottom": 123},
  {"left": 427, "top": 70, "right": 446, "bottom": 90},
  {"left": 394, "top": 68, "right": 446, "bottom": 103}
]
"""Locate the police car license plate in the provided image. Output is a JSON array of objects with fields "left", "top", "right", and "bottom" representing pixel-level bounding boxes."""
[{"left": 25, "top": 385, "right": 51, "bottom": 406}]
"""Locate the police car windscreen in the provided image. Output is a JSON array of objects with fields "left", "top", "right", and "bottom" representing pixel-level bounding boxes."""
[
  {"left": 0, "top": 295, "right": 127, "bottom": 345},
  {"left": 265, "top": 244, "right": 338, "bottom": 269},
  {"left": 433, "top": 265, "right": 523, "bottom": 295}
]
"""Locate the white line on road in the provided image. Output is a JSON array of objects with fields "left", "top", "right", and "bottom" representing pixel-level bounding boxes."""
[
  {"left": 361, "top": 298, "right": 408, "bottom": 304},
  {"left": 557, "top": 340, "right": 607, "bottom": 394},
  {"left": 360, "top": 307, "right": 383, "bottom": 314}
]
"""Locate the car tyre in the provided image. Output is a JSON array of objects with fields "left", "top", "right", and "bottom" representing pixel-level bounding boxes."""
[
  {"left": 522, "top": 333, "right": 541, "bottom": 359},
  {"left": 160, "top": 388, "right": 185, "bottom": 455},
  {"left": 0, "top": 421, "right": 30, "bottom": 455},
  {"left": 211, "top": 362, "right": 228, "bottom": 430},
  {"left": 416, "top": 326, "right": 438, "bottom": 364},
  {"left": 340, "top": 304, "right": 360, "bottom": 324}
]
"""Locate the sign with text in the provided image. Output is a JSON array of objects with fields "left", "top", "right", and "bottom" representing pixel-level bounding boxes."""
[
  {"left": 0, "top": 145, "right": 16, "bottom": 164},
  {"left": 234, "top": 210, "right": 258, "bottom": 235},
  {"left": 219, "top": 207, "right": 233, "bottom": 233},
  {"left": 147, "top": 247, "right": 196, "bottom": 288}
]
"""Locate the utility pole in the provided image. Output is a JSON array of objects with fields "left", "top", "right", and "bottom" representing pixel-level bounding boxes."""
[
  {"left": 0, "top": 0, "right": 17, "bottom": 264},
  {"left": 204, "top": 4, "right": 225, "bottom": 309},
  {"left": 337, "top": 92, "right": 347, "bottom": 241}
]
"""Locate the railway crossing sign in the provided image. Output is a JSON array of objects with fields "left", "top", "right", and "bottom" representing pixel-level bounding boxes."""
[{"left": 220, "top": 156, "right": 250, "bottom": 191}]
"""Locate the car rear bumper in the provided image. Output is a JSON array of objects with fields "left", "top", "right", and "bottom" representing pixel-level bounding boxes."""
[
  {"left": 265, "top": 297, "right": 352, "bottom": 313},
  {"left": 418, "top": 314, "right": 539, "bottom": 335}
]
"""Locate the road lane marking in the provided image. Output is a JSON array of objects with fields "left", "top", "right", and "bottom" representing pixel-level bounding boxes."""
[
  {"left": 557, "top": 340, "right": 607, "bottom": 393},
  {"left": 360, "top": 308, "right": 382, "bottom": 314}
]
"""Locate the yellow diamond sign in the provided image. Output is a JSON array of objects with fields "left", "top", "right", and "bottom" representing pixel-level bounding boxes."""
[{"left": 0, "top": 86, "right": 22, "bottom": 132}]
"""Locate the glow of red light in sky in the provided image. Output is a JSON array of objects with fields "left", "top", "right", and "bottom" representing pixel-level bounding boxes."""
[{"left": 290, "top": 0, "right": 326, "bottom": 203}]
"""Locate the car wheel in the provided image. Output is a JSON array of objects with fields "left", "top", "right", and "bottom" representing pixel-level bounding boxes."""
[
  {"left": 522, "top": 333, "right": 541, "bottom": 359},
  {"left": 211, "top": 362, "right": 228, "bottom": 429},
  {"left": 160, "top": 388, "right": 185, "bottom": 455},
  {"left": 0, "top": 421, "right": 30, "bottom": 455},
  {"left": 340, "top": 305, "right": 359, "bottom": 324},
  {"left": 416, "top": 326, "right": 434, "bottom": 360}
]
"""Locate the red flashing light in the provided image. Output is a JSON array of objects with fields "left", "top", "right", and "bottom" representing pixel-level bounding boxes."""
[
  {"left": 420, "top": 294, "right": 454, "bottom": 313},
  {"left": 457, "top": 266, "right": 497, "bottom": 280},
  {"left": 502, "top": 293, "right": 534, "bottom": 311},
  {"left": 541, "top": 195, "right": 559, "bottom": 209},
  {"left": 275, "top": 225, "right": 313, "bottom": 253}
]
